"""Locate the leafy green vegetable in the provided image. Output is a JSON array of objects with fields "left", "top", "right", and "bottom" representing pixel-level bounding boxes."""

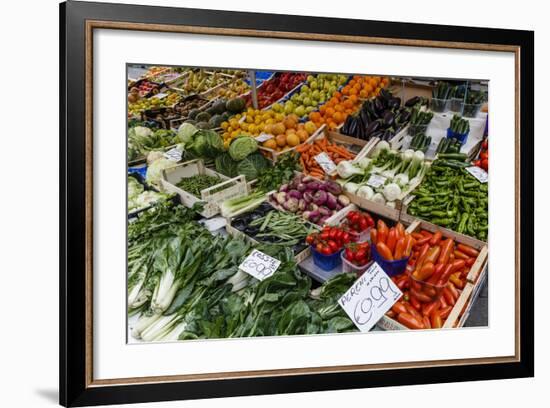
[
  {"left": 175, "top": 122, "right": 198, "bottom": 145},
  {"left": 215, "top": 152, "right": 238, "bottom": 178},
  {"left": 228, "top": 136, "right": 258, "bottom": 161},
  {"left": 236, "top": 152, "right": 270, "bottom": 181},
  {"left": 256, "top": 152, "right": 300, "bottom": 192},
  {"left": 184, "top": 129, "right": 224, "bottom": 159}
]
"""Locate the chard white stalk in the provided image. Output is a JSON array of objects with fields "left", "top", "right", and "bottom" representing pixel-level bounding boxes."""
[
  {"left": 131, "top": 313, "right": 162, "bottom": 340},
  {"left": 227, "top": 270, "right": 250, "bottom": 292},
  {"left": 151, "top": 269, "right": 178, "bottom": 314},
  {"left": 141, "top": 314, "right": 179, "bottom": 342},
  {"left": 162, "top": 322, "right": 188, "bottom": 342}
]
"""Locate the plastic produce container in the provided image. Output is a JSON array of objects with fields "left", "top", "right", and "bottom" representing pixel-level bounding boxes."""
[
  {"left": 409, "top": 274, "right": 445, "bottom": 303},
  {"left": 311, "top": 247, "right": 342, "bottom": 271},
  {"left": 446, "top": 127, "right": 469, "bottom": 145},
  {"left": 341, "top": 252, "right": 371, "bottom": 275},
  {"left": 407, "top": 124, "right": 429, "bottom": 137},
  {"left": 430, "top": 98, "right": 449, "bottom": 113},
  {"left": 461, "top": 102, "right": 482, "bottom": 118},
  {"left": 371, "top": 246, "right": 409, "bottom": 277},
  {"left": 450, "top": 97, "right": 463, "bottom": 112}
]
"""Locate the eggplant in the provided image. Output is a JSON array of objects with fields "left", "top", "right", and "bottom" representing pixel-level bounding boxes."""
[
  {"left": 400, "top": 110, "right": 412, "bottom": 123},
  {"left": 405, "top": 96, "right": 420, "bottom": 107},
  {"left": 388, "top": 97, "right": 401, "bottom": 110},
  {"left": 379, "top": 88, "right": 392, "bottom": 101},
  {"left": 370, "top": 130, "right": 385, "bottom": 139},
  {"left": 365, "top": 120, "right": 381, "bottom": 135},
  {"left": 341, "top": 115, "right": 353, "bottom": 134},
  {"left": 383, "top": 111, "right": 395, "bottom": 126},
  {"left": 382, "top": 129, "right": 394, "bottom": 141},
  {"left": 359, "top": 109, "right": 370, "bottom": 126},
  {"left": 373, "top": 98, "right": 385, "bottom": 114}
]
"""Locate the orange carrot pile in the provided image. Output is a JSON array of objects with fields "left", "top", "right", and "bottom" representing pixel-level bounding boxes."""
[{"left": 295, "top": 137, "right": 355, "bottom": 178}]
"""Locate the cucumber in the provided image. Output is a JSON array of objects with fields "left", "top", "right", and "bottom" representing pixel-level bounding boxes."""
[{"left": 438, "top": 153, "right": 468, "bottom": 161}]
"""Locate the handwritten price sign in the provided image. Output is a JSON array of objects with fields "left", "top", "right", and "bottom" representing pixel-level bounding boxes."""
[
  {"left": 314, "top": 152, "right": 337, "bottom": 175},
  {"left": 239, "top": 250, "right": 281, "bottom": 281},
  {"left": 338, "top": 262, "right": 402, "bottom": 332},
  {"left": 366, "top": 174, "right": 387, "bottom": 188}
]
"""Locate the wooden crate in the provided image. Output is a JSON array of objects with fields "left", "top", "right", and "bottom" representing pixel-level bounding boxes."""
[
  {"left": 160, "top": 159, "right": 249, "bottom": 218},
  {"left": 376, "top": 218, "right": 488, "bottom": 331},
  {"left": 225, "top": 208, "right": 317, "bottom": 264}
]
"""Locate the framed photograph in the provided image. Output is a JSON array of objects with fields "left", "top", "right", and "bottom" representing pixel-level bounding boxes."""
[{"left": 60, "top": 1, "right": 534, "bottom": 406}]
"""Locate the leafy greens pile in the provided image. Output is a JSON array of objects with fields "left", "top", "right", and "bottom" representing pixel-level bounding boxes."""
[{"left": 128, "top": 202, "right": 356, "bottom": 342}]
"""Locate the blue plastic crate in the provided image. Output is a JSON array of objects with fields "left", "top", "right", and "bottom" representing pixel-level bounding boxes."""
[{"left": 371, "top": 245, "right": 409, "bottom": 277}]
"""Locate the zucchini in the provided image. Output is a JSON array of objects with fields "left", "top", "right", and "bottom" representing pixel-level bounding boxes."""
[{"left": 438, "top": 153, "right": 468, "bottom": 161}]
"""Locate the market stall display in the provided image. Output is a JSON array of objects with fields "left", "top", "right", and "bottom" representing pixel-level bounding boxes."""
[{"left": 126, "top": 64, "right": 490, "bottom": 342}]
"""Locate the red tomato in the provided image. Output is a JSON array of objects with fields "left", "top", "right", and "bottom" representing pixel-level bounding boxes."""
[
  {"left": 345, "top": 248, "right": 355, "bottom": 262},
  {"left": 321, "top": 246, "right": 332, "bottom": 255},
  {"left": 358, "top": 217, "right": 368, "bottom": 231},
  {"left": 306, "top": 235, "right": 314, "bottom": 245},
  {"left": 328, "top": 240, "right": 339, "bottom": 252},
  {"left": 316, "top": 243, "right": 324, "bottom": 253},
  {"left": 481, "top": 158, "right": 488, "bottom": 170},
  {"left": 355, "top": 249, "right": 367, "bottom": 262}
]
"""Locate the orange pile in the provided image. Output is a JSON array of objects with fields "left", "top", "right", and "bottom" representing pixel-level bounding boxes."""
[{"left": 308, "top": 75, "right": 390, "bottom": 130}]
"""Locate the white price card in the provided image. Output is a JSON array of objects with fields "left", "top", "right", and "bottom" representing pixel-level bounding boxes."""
[
  {"left": 466, "top": 166, "right": 488, "bottom": 183},
  {"left": 366, "top": 174, "right": 387, "bottom": 188},
  {"left": 338, "top": 262, "right": 402, "bottom": 332},
  {"left": 255, "top": 133, "right": 274, "bottom": 143},
  {"left": 314, "top": 152, "right": 337, "bottom": 175},
  {"left": 239, "top": 250, "right": 281, "bottom": 281},
  {"left": 152, "top": 92, "right": 168, "bottom": 99},
  {"left": 163, "top": 147, "right": 182, "bottom": 162}
]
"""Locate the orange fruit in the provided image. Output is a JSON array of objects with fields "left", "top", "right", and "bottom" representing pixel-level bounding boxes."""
[
  {"left": 333, "top": 112, "right": 344, "bottom": 123},
  {"left": 343, "top": 99, "right": 353, "bottom": 109},
  {"left": 342, "top": 86, "right": 350, "bottom": 95},
  {"left": 349, "top": 94, "right": 358, "bottom": 103},
  {"left": 283, "top": 116, "right": 297, "bottom": 130},
  {"left": 286, "top": 133, "right": 300, "bottom": 147},
  {"left": 334, "top": 104, "right": 344, "bottom": 113},
  {"left": 333, "top": 91, "right": 342, "bottom": 99},
  {"left": 309, "top": 111, "right": 321, "bottom": 122},
  {"left": 325, "top": 107, "right": 335, "bottom": 117},
  {"left": 349, "top": 87, "right": 358, "bottom": 96},
  {"left": 272, "top": 123, "right": 286, "bottom": 136},
  {"left": 319, "top": 105, "right": 327, "bottom": 114},
  {"left": 349, "top": 79, "right": 356, "bottom": 87},
  {"left": 296, "top": 129, "right": 309, "bottom": 142},
  {"left": 275, "top": 134, "right": 287, "bottom": 147},
  {"left": 263, "top": 139, "right": 277, "bottom": 150}
]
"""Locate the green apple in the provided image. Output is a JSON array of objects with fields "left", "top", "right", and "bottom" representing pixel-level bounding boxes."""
[
  {"left": 294, "top": 106, "right": 306, "bottom": 117},
  {"left": 307, "top": 75, "right": 315, "bottom": 82},
  {"left": 302, "top": 97, "right": 312, "bottom": 106},
  {"left": 310, "top": 80, "right": 318, "bottom": 90},
  {"left": 272, "top": 103, "right": 283, "bottom": 112}
]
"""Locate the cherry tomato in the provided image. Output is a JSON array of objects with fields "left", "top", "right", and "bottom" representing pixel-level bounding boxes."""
[
  {"left": 358, "top": 217, "right": 368, "bottom": 231},
  {"left": 345, "top": 248, "right": 355, "bottom": 262},
  {"left": 316, "top": 243, "right": 324, "bottom": 253},
  {"left": 355, "top": 249, "right": 367, "bottom": 262},
  {"left": 306, "top": 235, "right": 314, "bottom": 245},
  {"left": 321, "top": 246, "right": 332, "bottom": 255},
  {"left": 342, "top": 232, "right": 351, "bottom": 244},
  {"left": 482, "top": 139, "right": 488, "bottom": 150},
  {"left": 320, "top": 231, "right": 330, "bottom": 241},
  {"left": 328, "top": 240, "right": 339, "bottom": 252}
]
